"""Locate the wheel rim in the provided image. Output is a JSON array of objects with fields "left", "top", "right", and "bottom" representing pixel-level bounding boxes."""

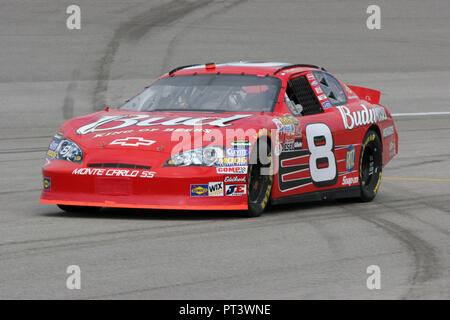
[
  {"left": 248, "top": 152, "right": 272, "bottom": 204},
  {"left": 361, "top": 143, "right": 381, "bottom": 188}
]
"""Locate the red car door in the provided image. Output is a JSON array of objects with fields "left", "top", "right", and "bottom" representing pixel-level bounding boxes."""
[{"left": 274, "top": 71, "right": 359, "bottom": 199}]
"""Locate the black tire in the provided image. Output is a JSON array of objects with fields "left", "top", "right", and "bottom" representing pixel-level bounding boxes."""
[
  {"left": 246, "top": 139, "right": 274, "bottom": 217},
  {"left": 57, "top": 204, "right": 102, "bottom": 213},
  {"left": 359, "top": 130, "right": 383, "bottom": 202}
]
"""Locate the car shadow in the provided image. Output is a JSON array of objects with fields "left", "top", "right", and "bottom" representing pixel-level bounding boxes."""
[
  {"left": 41, "top": 207, "right": 247, "bottom": 221},
  {"left": 41, "top": 198, "right": 357, "bottom": 221}
]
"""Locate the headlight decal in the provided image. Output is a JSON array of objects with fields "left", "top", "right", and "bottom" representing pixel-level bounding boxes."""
[
  {"left": 165, "top": 146, "right": 225, "bottom": 167},
  {"left": 46, "top": 137, "right": 83, "bottom": 164},
  {"left": 165, "top": 145, "right": 251, "bottom": 168}
]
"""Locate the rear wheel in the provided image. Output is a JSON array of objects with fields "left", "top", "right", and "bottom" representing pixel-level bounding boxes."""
[
  {"left": 246, "top": 140, "right": 273, "bottom": 217},
  {"left": 57, "top": 204, "right": 102, "bottom": 213},
  {"left": 359, "top": 130, "right": 383, "bottom": 202}
]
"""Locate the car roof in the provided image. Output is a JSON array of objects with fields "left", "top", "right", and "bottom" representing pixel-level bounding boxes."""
[{"left": 167, "top": 61, "right": 327, "bottom": 77}]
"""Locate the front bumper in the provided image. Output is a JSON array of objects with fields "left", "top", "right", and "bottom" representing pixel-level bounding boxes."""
[{"left": 40, "top": 160, "right": 248, "bottom": 210}]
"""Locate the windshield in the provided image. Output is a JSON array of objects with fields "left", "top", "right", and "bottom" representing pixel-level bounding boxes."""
[{"left": 119, "top": 74, "right": 281, "bottom": 112}]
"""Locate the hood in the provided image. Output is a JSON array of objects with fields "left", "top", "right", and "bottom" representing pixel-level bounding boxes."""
[{"left": 58, "top": 110, "right": 277, "bottom": 154}]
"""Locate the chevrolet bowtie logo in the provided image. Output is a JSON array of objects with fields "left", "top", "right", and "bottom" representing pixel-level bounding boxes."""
[{"left": 109, "top": 137, "right": 156, "bottom": 147}]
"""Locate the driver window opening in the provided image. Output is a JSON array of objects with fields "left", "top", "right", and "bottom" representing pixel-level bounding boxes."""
[{"left": 286, "top": 76, "right": 323, "bottom": 116}]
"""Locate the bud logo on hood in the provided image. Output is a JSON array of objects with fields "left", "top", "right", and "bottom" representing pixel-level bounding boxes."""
[{"left": 77, "top": 114, "right": 253, "bottom": 135}]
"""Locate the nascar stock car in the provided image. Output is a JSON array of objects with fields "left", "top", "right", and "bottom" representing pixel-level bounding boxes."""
[{"left": 40, "top": 62, "right": 398, "bottom": 217}]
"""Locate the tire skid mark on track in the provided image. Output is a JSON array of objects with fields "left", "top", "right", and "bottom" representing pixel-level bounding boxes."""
[
  {"left": 161, "top": 0, "right": 249, "bottom": 73},
  {"left": 0, "top": 189, "right": 41, "bottom": 196},
  {"left": 0, "top": 148, "right": 46, "bottom": 154},
  {"left": 0, "top": 220, "right": 209, "bottom": 248},
  {"left": 6, "top": 192, "right": 446, "bottom": 261},
  {"left": 390, "top": 152, "right": 450, "bottom": 162},
  {"left": 381, "top": 200, "right": 450, "bottom": 236},
  {"left": 84, "top": 249, "right": 405, "bottom": 299},
  {"left": 379, "top": 184, "right": 450, "bottom": 233},
  {"left": 400, "top": 127, "right": 450, "bottom": 133},
  {"left": 334, "top": 190, "right": 447, "bottom": 298},
  {"left": 92, "top": 0, "right": 214, "bottom": 111},
  {"left": 387, "top": 159, "right": 445, "bottom": 170},
  {"left": 85, "top": 252, "right": 406, "bottom": 300},
  {"left": 0, "top": 209, "right": 354, "bottom": 260},
  {"left": 299, "top": 218, "right": 345, "bottom": 297},
  {"left": 87, "top": 273, "right": 241, "bottom": 299},
  {"left": 360, "top": 213, "right": 441, "bottom": 299},
  {"left": 0, "top": 135, "right": 51, "bottom": 141},
  {"left": 344, "top": 188, "right": 445, "bottom": 299},
  {"left": 0, "top": 157, "right": 43, "bottom": 163},
  {"left": 62, "top": 69, "right": 80, "bottom": 120}
]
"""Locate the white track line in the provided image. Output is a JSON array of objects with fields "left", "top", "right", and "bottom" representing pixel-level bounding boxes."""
[{"left": 392, "top": 112, "right": 450, "bottom": 117}]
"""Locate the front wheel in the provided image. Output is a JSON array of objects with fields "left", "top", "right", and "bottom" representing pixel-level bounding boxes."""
[
  {"left": 359, "top": 130, "right": 383, "bottom": 202},
  {"left": 246, "top": 140, "right": 274, "bottom": 217}
]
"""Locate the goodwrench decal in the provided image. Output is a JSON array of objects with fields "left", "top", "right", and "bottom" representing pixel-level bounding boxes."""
[{"left": 76, "top": 114, "right": 253, "bottom": 135}]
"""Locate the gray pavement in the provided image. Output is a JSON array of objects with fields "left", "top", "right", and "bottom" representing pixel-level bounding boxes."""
[{"left": 0, "top": 0, "right": 449, "bottom": 299}]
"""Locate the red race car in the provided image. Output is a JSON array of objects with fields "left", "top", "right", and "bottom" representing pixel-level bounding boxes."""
[{"left": 40, "top": 62, "right": 398, "bottom": 217}]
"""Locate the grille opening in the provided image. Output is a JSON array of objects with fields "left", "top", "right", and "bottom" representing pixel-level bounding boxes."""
[{"left": 88, "top": 163, "right": 151, "bottom": 169}]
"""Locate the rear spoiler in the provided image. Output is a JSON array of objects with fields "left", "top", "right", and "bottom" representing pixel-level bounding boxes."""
[{"left": 347, "top": 85, "right": 381, "bottom": 104}]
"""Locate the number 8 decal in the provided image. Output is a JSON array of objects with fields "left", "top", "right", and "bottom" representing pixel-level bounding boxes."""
[{"left": 306, "top": 123, "right": 338, "bottom": 187}]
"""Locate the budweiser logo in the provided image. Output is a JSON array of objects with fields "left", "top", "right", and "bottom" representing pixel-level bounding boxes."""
[{"left": 337, "top": 104, "right": 387, "bottom": 130}]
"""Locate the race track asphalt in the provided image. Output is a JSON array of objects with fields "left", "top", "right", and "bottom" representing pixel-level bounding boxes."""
[{"left": 0, "top": 0, "right": 449, "bottom": 299}]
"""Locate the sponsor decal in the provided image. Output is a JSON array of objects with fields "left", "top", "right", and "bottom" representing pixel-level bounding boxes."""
[
  {"left": 43, "top": 177, "right": 51, "bottom": 190},
  {"left": 217, "top": 156, "right": 248, "bottom": 166},
  {"left": 46, "top": 137, "right": 62, "bottom": 160},
  {"left": 337, "top": 104, "right": 388, "bottom": 130},
  {"left": 54, "top": 132, "right": 64, "bottom": 140},
  {"left": 225, "top": 184, "right": 247, "bottom": 196},
  {"left": 208, "top": 182, "right": 224, "bottom": 196},
  {"left": 216, "top": 166, "right": 248, "bottom": 174},
  {"left": 318, "top": 94, "right": 327, "bottom": 101},
  {"left": 109, "top": 137, "right": 156, "bottom": 147},
  {"left": 224, "top": 176, "right": 246, "bottom": 183},
  {"left": 344, "top": 85, "right": 355, "bottom": 95},
  {"left": 346, "top": 145, "right": 356, "bottom": 172},
  {"left": 283, "top": 138, "right": 302, "bottom": 152},
  {"left": 314, "top": 86, "right": 323, "bottom": 94},
  {"left": 342, "top": 175, "right": 359, "bottom": 186},
  {"left": 273, "top": 118, "right": 295, "bottom": 135},
  {"left": 275, "top": 142, "right": 283, "bottom": 156},
  {"left": 49, "top": 139, "right": 60, "bottom": 151},
  {"left": 383, "top": 125, "right": 394, "bottom": 138},
  {"left": 72, "top": 168, "right": 155, "bottom": 178},
  {"left": 92, "top": 127, "right": 211, "bottom": 138},
  {"left": 311, "top": 80, "right": 318, "bottom": 86},
  {"left": 307, "top": 74, "right": 315, "bottom": 80},
  {"left": 230, "top": 139, "right": 252, "bottom": 147},
  {"left": 273, "top": 114, "right": 302, "bottom": 156},
  {"left": 77, "top": 114, "right": 253, "bottom": 134},
  {"left": 272, "top": 115, "right": 300, "bottom": 131},
  {"left": 46, "top": 150, "right": 57, "bottom": 160},
  {"left": 225, "top": 147, "right": 249, "bottom": 157},
  {"left": 322, "top": 101, "right": 332, "bottom": 109},
  {"left": 190, "top": 184, "right": 209, "bottom": 197},
  {"left": 389, "top": 139, "right": 396, "bottom": 157}
]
